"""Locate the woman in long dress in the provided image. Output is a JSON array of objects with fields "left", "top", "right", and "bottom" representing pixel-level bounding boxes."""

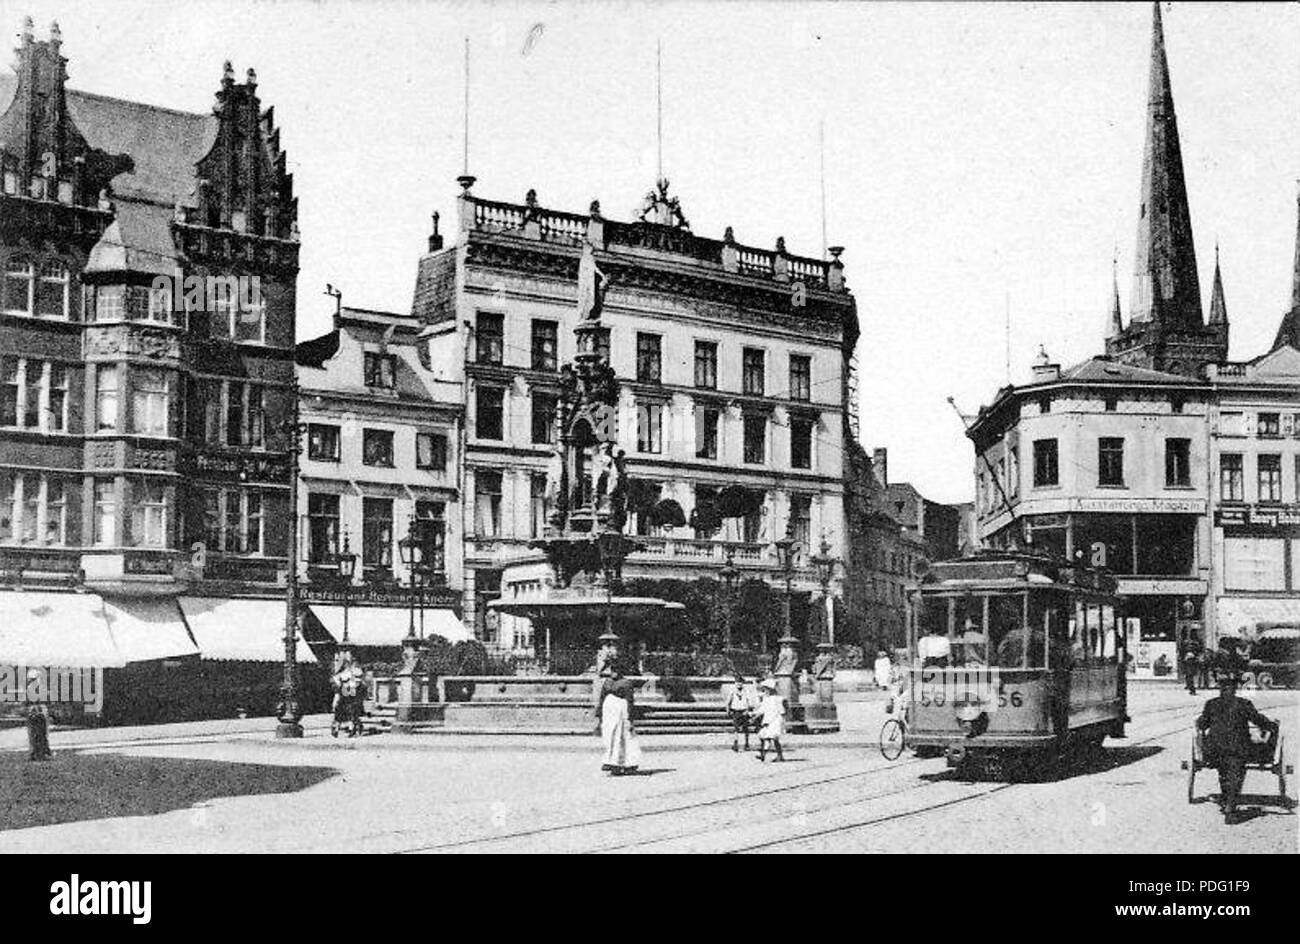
[
  {"left": 600, "top": 674, "right": 642, "bottom": 775},
  {"left": 755, "top": 679, "right": 786, "bottom": 762}
]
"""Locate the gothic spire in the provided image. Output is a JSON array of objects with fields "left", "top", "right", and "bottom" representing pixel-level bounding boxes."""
[
  {"left": 1107, "top": 252, "right": 1124, "bottom": 338},
  {"left": 1273, "top": 183, "right": 1300, "bottom": 351},
  {"left": 1129, "top": 2, "right": 1202, "bottom": 329},
  {"left": 1208, "top": 243, "right": 1228, "bottom": 326}
]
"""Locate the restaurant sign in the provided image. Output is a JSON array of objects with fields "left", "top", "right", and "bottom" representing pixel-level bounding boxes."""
[
  {"left": 179, "top": 451, "right": 291, "bottom": 484},
  {"left": 300, "top": 584, "right": 460, "bottom": 610}
]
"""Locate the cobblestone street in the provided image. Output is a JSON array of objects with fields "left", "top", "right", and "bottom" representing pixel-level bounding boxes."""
[{"left": 2, "top": 686, "right": 1294, "bottom": 854}]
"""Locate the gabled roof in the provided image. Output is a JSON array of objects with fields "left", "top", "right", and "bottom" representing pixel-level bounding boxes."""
[{"left": 0, "top": 71, "right": 216, "bottom": 206}]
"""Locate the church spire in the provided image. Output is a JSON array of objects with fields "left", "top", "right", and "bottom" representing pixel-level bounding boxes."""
[
  {"left": 1208, "top": 243, "right": 1228, "bottom": 326},
  {"left": 1107, "top": 252, "right": 1124, "bottom": 338},
  {"left": 1129, "top": 2, "right": 1202, "bottom": 329},
  {"left": 1273, "top": 182, "right": 1300, "bottom": 351}
]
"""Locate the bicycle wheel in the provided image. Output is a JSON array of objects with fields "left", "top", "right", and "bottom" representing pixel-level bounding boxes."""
[{"left": 880, "top": 718, "right": 905, "bottom": 761}]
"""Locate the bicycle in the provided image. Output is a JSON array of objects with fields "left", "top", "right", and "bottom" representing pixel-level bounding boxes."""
[{"left": 879, "top": 711, "right": 906, "bottom": 761}]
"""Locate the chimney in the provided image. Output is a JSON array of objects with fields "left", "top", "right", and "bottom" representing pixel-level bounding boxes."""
[
  {"left": 872, "top": 447, "right": 888, "bottom": 487},
  {"left": 427, "top": 211, "right": 443, "bottom": 252},
  {"left": 1031, "top": 345, "right": 1060, "bottom": 382}
]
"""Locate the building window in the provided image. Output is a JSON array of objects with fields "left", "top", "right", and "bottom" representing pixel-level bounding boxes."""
[
  {"left": 1008, "top": 446, "right": 1020, "bottom": 497},
  {"left": 306, "top": 493, "right": 339, "bottom": 563},
  {"left": 788, "top": 494, "right": 811, "bottom": 548},
  {"left": 1038, "top": 395, "right": 1052, "bottom": 414},
  {"left": 1170, "top": 395, "right": 1185, "bottom": 414},
  {"left": 743, "top": 413, "right": 766, "bottom": 464},
  {"left": 693, "top": 485, "right": 720, "bottom": 539},
  {"left": 206, "top": 487, "right": 262, "bottom": 554},
  {"left": 147, "top": 285, "right": 172, "bottom": 323},
  {"left": 362, "top": 429, "right": 395, "bottom": 467},
  {"left": 0, "top": 358, "right": 68, "bottom": 432},
  {"left": 742, "top": 348, "right": 765, "bottom": 396},
  {"left": 531, "top": 393, "right": 557, "bottom": 445},
  {"left": 0, "top": 474, "right": 68, "bottom": 546},
  {"left": 1258, "top": 454, "right": 1282, "bottom": 503},
  {"left": 1104, "top": 396, "right": 1118, "bottom": 412},
  {"left": 475, "top": 386, "right": 504, "bottom": 440},
  {"left": 1219, "top": 454, "right": 1243, "bottom": 502},
  {"left": 36, "top": 260, "right": 69, "bottom": 318},
  {"left": 1164, "top": 438, "right": 1190, "bottom": 487},
  {"left": 1258, "top": 413, "right": 1281, "bottom": 438},
  {"left": 1224, "top": 536, "right": 1286, "bottom": 591},
  {"left": 531, "top": 320, "right": 558, "bottom": 372},
  {"left": 789, "top": 355, "right": 811, "bottom": 402},
  {"left": 208, "top": 281, "right": 234, "bottom": 338},
  {"left": 474, "top": 470, "right": 502, "bottom": 537},
  {"left": 96, "top": 365, "right": 120, "bottom": 431},
  {"left": 233, "top": 296, "right": 265, "bottom": 343},
  {"left": 530, "top": 473, "right": 547, "bottom": 539},
  {"left": 225, "top": 382, "right": 244, "bottom": 447},
  {"left": 130, "top": 480, "right": 168, "bottom": 547},
  {"left": 790, "top": 417, "right": 813, "bottom": 469},
  {"left": 308, "top": 424, "right": 341, "bottom": 462},
  {"left": 364, "top": 352, "right": 396, "bottom": 389},
  {"left": 132, "top": 369, "right": 170, "bottom": 436},
  {"left": 694, "top": 341, "right": 718, "bottom": 389},
  {"left": 362, "top": 497, "right": 393, "bottom": 568},
  {"left": 416, "top": 431, "right": 448, "bottom": 471},
  {"left": 93, "top": 479, "right": 116, "bottom": 546},
  {"left": 1032, "top": 439, "right": 1058, "bottom": 488},
  {"left": 415, "top": 500, "right": 447, "bottom": 576},
  {"left": 193, "top": 378, "right": 222, "bottom": 445},
  {"left": 637, "top": 402, "right": 663, "bottom": 454},
  {"left": 695, "top": 404, "right": 719, "bottom": 460},
  {"left": 476, "top": 312, "right": 504, "bottom": 365},
  {"left": 636, "top": 333, "right": 662, "bottom": 383},
  {"left": 1098, "top": 437, "right": 1125, "bottom": 487},
  {"left": 224, "top": 382, "right": 264, "bottom": 448},
  {"left": 3, "top": 256, "right": 33, "bottom": 315}
]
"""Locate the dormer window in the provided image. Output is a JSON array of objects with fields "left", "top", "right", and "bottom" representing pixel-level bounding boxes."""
[{"left": 364, "top": 352, "right": 396, "bottom": 390}]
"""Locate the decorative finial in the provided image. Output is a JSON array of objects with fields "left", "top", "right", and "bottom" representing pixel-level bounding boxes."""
[
  {"left": 724, "top": 225, "right": 735, "bottom": 245},
  {"left": 775, "top": 236, "right": 787, "bottom": 255},
  {"left": 589, "top": 199, "right": 602, "bottom": 219},
  {"left": 49, "top": 21, "right": 61, "bottom": 44},
  {"left": 456, "top": 174, "right": 476, "bottom": 193},
  {"left": 525, "top": 188, "right": 538, "bottom": 207},
  {"left": 1035, "top": 344, "right": 1050, "bottom": 366},
  {"left": 246, "top": 67, "right": 257, "bottom": 86},
  {"left": 827, "top": 246, "right": 844, "bottom": 262},
  {"left": 431, "top": 210, "right": 440, "bottom": 235},
  {"left": 222, "top": 61, "right": 234, "bottom": 84}
]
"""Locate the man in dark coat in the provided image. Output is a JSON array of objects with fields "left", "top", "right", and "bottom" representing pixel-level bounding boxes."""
[{"left": 1196, "top": 675, "right": 1276, "bottom": 821}]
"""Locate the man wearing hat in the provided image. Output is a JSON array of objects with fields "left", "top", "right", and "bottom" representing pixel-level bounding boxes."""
[{"left": 1196, "top": 673, "right": 1278, "bottom": 821}]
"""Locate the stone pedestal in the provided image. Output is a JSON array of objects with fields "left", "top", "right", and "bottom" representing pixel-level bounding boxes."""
[{"left": 393, "top": 634, "right": 444, "bottom": 734}]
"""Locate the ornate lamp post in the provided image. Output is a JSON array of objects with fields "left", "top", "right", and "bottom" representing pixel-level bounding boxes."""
[
  {"left": 275, "top": 378, "right": 306, "bottom": 739},
  {"left": 773, "top": 530, "right": 799, "bottom": 650},
  {"left": 397, "top": 517, "right": 426, "bottom": 644},
  {"left": 335, "top": 530, "right": 357, "bottom": 647},
  {"left": 596, "top": 530, "right": 624, "bottom": 646},
  {"left": 718, "top": 544, "right": 740, "bottom": 650},
  {"left": 809, "top": 535, "right": 840, "bottom": 646}
]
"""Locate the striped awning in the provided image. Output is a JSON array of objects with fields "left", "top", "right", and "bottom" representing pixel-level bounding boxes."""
[
  {"left": 0, "top": 591, "right": 126, "bottom": 668},
  {"left": 179, "top": 597, "right": 316, "bottom": 663}
]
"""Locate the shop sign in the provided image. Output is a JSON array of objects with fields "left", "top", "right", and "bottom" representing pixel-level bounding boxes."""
[{"left": 1215, "top": 504, "right": 1300, "bottom": 529}]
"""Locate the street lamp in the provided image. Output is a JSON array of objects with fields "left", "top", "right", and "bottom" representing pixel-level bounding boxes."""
[
  {"left": 772, "top": 530, "right": 800, "bottom": 654},
  {"left": 810, "top": 535, "right": 840, "bottom": 646},
  {"left": 276, "top": 378, "right": 306, "bottom": 739},
  {"left": 596, "top": 530, "right": 624, "bottom": 647},
  {"left": 718, "top": 544, "right": 740, "bottom": 650},
  {"left": 335, "top": 530, "right": 357, "bottom": 646},
  {"left": 398, "top": 517, "right": 426, "bottom": 643}
]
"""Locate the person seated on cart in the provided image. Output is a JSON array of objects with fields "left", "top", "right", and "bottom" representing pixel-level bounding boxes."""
[{"left": 1196, "top": 673, "right": 1278, "bottom": 821}]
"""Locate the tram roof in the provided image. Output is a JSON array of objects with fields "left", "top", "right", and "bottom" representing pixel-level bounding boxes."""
[{"left": 917, "top": 553, "right": 1118, "bottom": 595}]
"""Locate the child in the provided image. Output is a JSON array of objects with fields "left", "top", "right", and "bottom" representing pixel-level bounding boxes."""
[
  {"left": 754, "top": 679, "right": 786, "bottom": 762},
  {"left": 726, "top": 674, "right": 758, "bottom": 752}
]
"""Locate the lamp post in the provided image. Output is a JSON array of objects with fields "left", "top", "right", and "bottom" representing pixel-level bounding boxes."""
[
  {"left": 718, "top": 544, "right": 740, "bottom": 650},
  {"left": 596, "top": 530, "right": 623, "bottom": 647},
  {"left": 335, "top": 530, "right": 357, "bottom": 646},
  {"left": 773, "top": 530, "right": 799, "bottom": 650},
  {"left": 276, "top": 378, "right": 306, "bottom": 739},
  {"left": 398, "top": 517, "right": 426, "bottom": 644},
  {"left": 810, "top": 535, "right": 839, "bottom": 646}
]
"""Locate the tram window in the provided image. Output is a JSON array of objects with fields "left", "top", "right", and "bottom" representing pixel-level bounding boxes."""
[
  {"left": 953, "top": 594, "right": 988, "bottom": 667},
  {"left": 916, "top": 596, "right": 952, "bottom": 667},
  {"left": 1101, "top": 605, "right": 1118, "bottom": 661},
  {"left": 990, "top": 593, "right": 1028, "bottom": 668}
]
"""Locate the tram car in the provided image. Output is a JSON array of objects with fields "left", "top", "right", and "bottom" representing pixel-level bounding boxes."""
[{"left": 904, "top": 552, "right": 1126, "bottom": 774}]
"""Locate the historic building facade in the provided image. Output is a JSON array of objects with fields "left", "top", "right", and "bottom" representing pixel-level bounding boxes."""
[
  {"left": 295, "top": 305, "right": 467, "bottom": 648},
  {"left": 968, "top": 4, "right": 1300, "bottom": 671},
  {"left": 0, "top": 21, "right": 308, "bottom": 708},
  {"left": 411, "top": 179, "right": 858, "bottom": 650}
]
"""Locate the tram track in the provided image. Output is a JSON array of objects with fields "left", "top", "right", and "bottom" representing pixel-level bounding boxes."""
[{"left": 720, "top": 699, "right": 1298, "bottom": 854}]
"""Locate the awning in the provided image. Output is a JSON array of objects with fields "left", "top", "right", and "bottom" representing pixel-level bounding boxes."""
[
  {"left": 0, "top": 591, "right": 126, "bottom": 668},
  {"left": 99, "top": 598, "right": 199, "bottom": 662},
  {"left": 1217, "top": 597, "right": 1300, "bottom": 636},
  {"left": 305, "top": 605, "right": 471, "bottom": 647},
  {"left": 179, "top": 597, "right": 316, "bottom": 663}
]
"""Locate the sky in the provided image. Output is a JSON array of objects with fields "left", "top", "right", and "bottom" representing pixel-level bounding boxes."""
[{"left": 6, "top": 1, "right": 1298, "bottom": 504}]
